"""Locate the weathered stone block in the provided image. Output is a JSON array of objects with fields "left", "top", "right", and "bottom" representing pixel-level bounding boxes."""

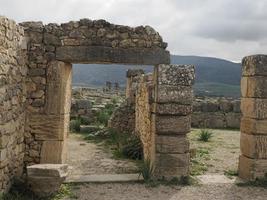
[
  {"left": 156, "top": 64, "right": 195, "bottom": 86},
  {"left": 153, "top": 114, "right": 190, "bottom": 135},
  {"left": 156, "top": 135, "right": 189, "bottom": 153},
  {"left": 27, "top": 164, "right": 68, "bottom": 197},
  {"left": 241, "top": 77, "right": 267, "bottom": 98},
  {"left": 56, "top": 46, "right": 170, "bottom": 65},
  {"left": 40, "top": 140, "right": 67, "bottom": 164},
  {"left": 225, "top": 113, "right": 240, "bottom": 129},
  {"left": 126, "top": 69, "right": 144, "bottom": 78},
  {"left": 45, "top": 61, "right": 72, "bottom": 114},
  {"left": 154, "top": 153, "right": 189, "bottom": 179},
  {"left": 155, "top": 85, "right": 193, "bottom": 104},
  {"left": 242, "top": 55, "right": 267, "bottom": 76},
  {"left": 240, "top": 133, "right": 267, "bottom": 159},
  {"left": 29, "top": 114, "right": 69, "bottom": 141},
  {"left": 241, "top": 98, "right": 267, "bottom": 119},
  {"left": 152, "top": 103, "right": 192, "bottom": 115},
  {"left": 241, "top": 118, "right": 267, "bottom": 135},
  {"left": 239, "top": 155, "right": 267, "bottom": 180}
]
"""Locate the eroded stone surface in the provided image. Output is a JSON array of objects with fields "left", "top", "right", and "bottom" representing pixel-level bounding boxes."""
[{"left": 27, "top": 164, "right": 68, "bottom": 197}]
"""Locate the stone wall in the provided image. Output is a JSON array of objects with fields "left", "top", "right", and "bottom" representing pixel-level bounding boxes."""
[
  {"left": 109, "top": 69, "right": 146, "bottom": 134},
  {"left": 0, "top": 17, "right": 27, "bottom": 192},
  {"left": 239, "top": 55, "right": 267, "bottom": 180},
  {"left": 192, "top": 98, "right": 241, "bottom": 129}
]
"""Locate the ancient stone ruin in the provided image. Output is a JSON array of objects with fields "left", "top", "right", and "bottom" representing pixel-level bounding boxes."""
[{"left": 1, "top": 14, "right": 267, "bottom": 193}]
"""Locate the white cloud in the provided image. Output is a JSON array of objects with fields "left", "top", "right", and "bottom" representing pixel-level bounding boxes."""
[{"left": 0, "top": 0, "right": 266, "bottom": 61}]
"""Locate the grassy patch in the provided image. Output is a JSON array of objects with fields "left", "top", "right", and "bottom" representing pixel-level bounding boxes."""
[{"left": 190, "top": 147, "right": 211, "bottom": 176}]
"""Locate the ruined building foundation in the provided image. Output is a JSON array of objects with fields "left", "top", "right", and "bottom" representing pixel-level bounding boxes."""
[{"left": 1, "top": 15, "right": 267, "bottom": 192}]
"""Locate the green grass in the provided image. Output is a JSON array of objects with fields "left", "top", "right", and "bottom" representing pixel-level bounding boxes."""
[{"left": 190, "top": 147, "right": 211, "bottom": 176}]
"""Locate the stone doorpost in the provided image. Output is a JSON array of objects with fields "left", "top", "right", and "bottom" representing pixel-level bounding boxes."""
[
  {"left": 239, "top": 55, "right": 267, "bottom": 180},
  {"left": 152, "top": 64, "right": 195, "bottom": 179}
]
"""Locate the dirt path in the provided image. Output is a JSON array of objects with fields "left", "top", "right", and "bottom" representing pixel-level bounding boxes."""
[
  {"left": 66, "top": 133, "right": 139, "bottom": 176},
  {"left": 66, "top": 183, "right": 267, "bottom": 200},
  {"left": 189, "top": 129, "right": 240, "bottom": 175}
]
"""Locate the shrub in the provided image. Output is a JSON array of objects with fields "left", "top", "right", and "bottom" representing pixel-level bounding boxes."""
[
  {"left": 70, "top": 119, "right": 81, "bottom": 132},
  {"left": 122, "top": 135, "right": 143, "bottom": 160},
  {"left": 198, "top": 129, "right": 213, "bottom": 142}
]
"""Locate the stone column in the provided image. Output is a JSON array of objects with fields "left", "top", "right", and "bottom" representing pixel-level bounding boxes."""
[
  {"left": 239, "top": 55, "right": 267, "bottom": 180},
  {"left": 152, "top": 64, "right": 195, "bottom": 180}
]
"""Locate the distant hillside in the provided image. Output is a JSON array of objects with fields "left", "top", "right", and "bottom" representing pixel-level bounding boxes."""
[{"left": 72, "top": 55, "right": 241, "bottom": 97}]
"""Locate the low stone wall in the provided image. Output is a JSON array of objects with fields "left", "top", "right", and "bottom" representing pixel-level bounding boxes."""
[
  {"left": 0, "top": 17, "right": 26, "bottom": 192},
  {"left": 192, "top": 98, "right": 241, "bottom": 129},
  {"left": 71, "top": 99, "right": 92, "bottom": 122}
]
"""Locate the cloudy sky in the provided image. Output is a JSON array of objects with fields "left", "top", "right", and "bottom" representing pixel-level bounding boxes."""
[{"left": 0, "top": 0, "right": 266, "bottom": 62}]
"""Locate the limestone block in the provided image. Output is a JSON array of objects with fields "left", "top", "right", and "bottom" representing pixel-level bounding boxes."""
[
  {"left": 241, "top": 98, "right": 267, "bottom": 119},
  {"left": 153, "top": 114, "right": 190, "bottom": 135},
  {"left": 240, "top": 133, "right": 267, "bottom": 159},
  {"left": 152, "top": 103, "right": 192, "bottom": 116},
  {"left": 219, "top": 100, "right": 233, "bottom": 112},
  {"left": 225, "top": 113, "right": 240, "bottom": 129},
  {"left": 44, "top": 33, "right": 61, "bottom": 46},
  {"left": 56, "top": 46, "right": 170, "bottom": 65},
  {"left": 156, "top": 64, "right": 195, "bottom": 86},
  {"left": 242, "top": 55, "right": 267, "bottom": 76},
  {"left": 154, "top": 153, "right": 189, "bottom": 179},
  {"left": 29, "top": 114, "right": 69, "bottom": 141},
  {"left": 241, "top": 118, "right": 267, "bottom": 135},
  {"left": 233, "top": 100, "right": 241, "bottom": 113},
  {"left": 40, "top": 140, "right": 67, "bottom": 164},
  {"left": 238, "top": 155, "right": 267, "bottom": 180},
  {"left": 191, "top": 112, "right": 226, "bottom": 129},
  {"left": 27, "top": 164, "right": 68, "bottom": 197},
  {"left": 156, "top": 135, "right": 189, "bottom": 153},
  {"left": 45, "top": 61, "right": 72, "bottom": 115},
  {"left": 241, "top": 77, "right": 267, "bottom": 98},
  {"left": 155, "top": 85, "right": 193, "bottom": 105}
]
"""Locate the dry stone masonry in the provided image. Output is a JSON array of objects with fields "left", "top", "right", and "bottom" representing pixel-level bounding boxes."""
[
  {"left": 239, "top": 55, "right": 267, "bottom": 180},
  {"left": 0, "top": 16, "right": 26, "bottom": 192},
  {"left": 192, "top": 98, "right": 241, "bottom": 129}
]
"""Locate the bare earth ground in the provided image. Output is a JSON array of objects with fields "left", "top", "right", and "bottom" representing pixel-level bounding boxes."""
[
  {"left": 66, "top": 133, "right": 139, "bottom": 176},
  {"left": 65, "top": 129, "right": 267, "bottom": 200},
  {"left": 66, "top": 183, "right": 267, "bottom": 200},
  {"left": 189, "top": 129, "right": 240, "bottom": 175}
]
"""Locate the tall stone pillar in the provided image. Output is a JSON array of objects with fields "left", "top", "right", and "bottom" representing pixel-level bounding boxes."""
[
  {"left": 153, "top": 64, "right": 195, "bottom": 180},
  {"left": 239, "top": 55, "right": 267, "bottom": 180}
]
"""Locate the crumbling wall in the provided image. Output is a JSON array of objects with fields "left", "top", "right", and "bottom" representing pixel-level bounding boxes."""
[
  {"left": 0, "top": 17, "right": 27, "bottom": 192},
  {"left": 108, "top": 69, "right": 145, "bottom": 134},
  {"left": 192, "top": 98, "right": 241, "bottom": 129},
  {"left": 135, "top": 74, "right": 154, "bottom": 160}
]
